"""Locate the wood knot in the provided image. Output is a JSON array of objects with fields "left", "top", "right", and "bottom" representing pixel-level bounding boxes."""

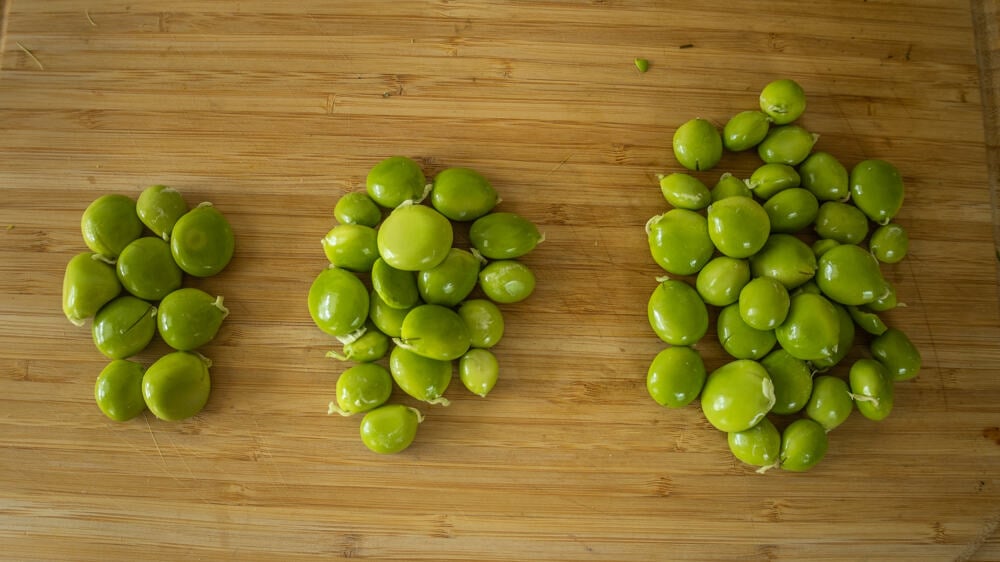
[{"left": 983, "top": 426, "right": 1000, "bottom": 445}]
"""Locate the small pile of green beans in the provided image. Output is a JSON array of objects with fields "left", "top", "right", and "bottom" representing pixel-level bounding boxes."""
[
  {"left": 62, "top": 186, "right": 234, "bottom": 423},
  {"left": 646, "top": 79, "right": 921, "bottom": 473},
  {"left": 310, "top": 157, "right": 542, "bottom": 454}
]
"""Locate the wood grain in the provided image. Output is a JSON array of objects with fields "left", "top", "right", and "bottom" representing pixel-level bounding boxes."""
[{"left": 1, "top": 1, "right": 999, "bottom": 560}]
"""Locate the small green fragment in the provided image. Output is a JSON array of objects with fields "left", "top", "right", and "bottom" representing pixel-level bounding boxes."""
[{"left": 634, "top": 58, "right": 650, "bottom": 73}]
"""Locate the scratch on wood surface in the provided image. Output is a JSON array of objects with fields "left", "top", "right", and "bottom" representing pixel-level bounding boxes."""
[
  {"left": 16, "top": 42, "right": 44, "bottom": 70},
  {"left": 547, "top": 153, "right": 574, "bottom": 175},
  {"left": 143, "top": 412, "right": 169, "bottom": 468},
  {"left": 85, "top": 9, "right": 97, "bottom": 27}
]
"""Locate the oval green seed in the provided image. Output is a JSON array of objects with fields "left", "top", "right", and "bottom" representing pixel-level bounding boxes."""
[
  {"left": 780, "top": 418, "right": 828, "bottom": 472},
  {"left": 647, "top": 209, "right": 714, "bottom": 276},
  {"left": 646, "top": 346, "right": 706, "bottom": 408},
  {"left": 814, "top": 201, "right": 869, "bottom": 245},
  {"left": 747, "top": 163, "right": 800, "bottom": 200},
  {"left": 759, "top": 78, "right": 806, "bottom": 125},
  {"left": 723, "top": 110, "right": 771, "bottom": 152},
  {"left": 728, "top": 418, "right": 781, "bottom": 472},
  {"left": 763, "top": 187, "right": 819, "bottom": 233},
  {"left": 459, "top": 348, "right": 500, "bottom": 397},
  {"left": 658, "top": 173, "right": 711, "bottom": 210},
  {"left": 869, "top": 223, "right": 909, "bottom": 264},
  {"left": 806, "top": 375, "right": 853, "bottom": 431},
  {"left": 136, "top": 185, "right": 188, "bottom": 241},
  {"left": 469, "top": 212, "right": 542, "bottom": 260},
  {"left": 648, "top": 279, "right": 708, "bottom": 346},
  {"left": 334, "top": 191, "right": 382, "bottom": 227},
  {"left": 798, "top": 151, "right": 849, "bottom": 201},
  {"left": 673, "top": 118, "right": 723, "bottom": 171},
  {"left": 757, "top": 125, "right": 817, "bottom": 166},
  {"left": 870, "top": 328, "right": 921, "bottom": 381},
  {"left": 850, "top": 159, "right": 904, "bottom": 224}
]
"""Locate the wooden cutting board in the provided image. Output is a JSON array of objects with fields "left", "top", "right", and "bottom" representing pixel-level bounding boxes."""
[{"left": 2, "top": 1, "right": 999, "bottom": 560}]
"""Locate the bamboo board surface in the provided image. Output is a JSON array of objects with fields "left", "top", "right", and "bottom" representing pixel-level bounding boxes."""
[{"left": 2, "top": 1, "right": 1000, "bottom": 560}]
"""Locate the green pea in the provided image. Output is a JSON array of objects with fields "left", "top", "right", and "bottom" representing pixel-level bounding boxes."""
[
  {"left": 850, "top": 159, "right": 904, "bottom": 224},
  {"left": 369, "top": 289, "right": 413, "bottom": 338},
  {"left": 739, "top": 276, "right": 790, "bottom": 331},
  {"left": 648, "top": 279, "right": 708, "bottom": 346},
  {"left": 322, "top": 224, "right": 379, "bottom": 272},
  {"left": 869, "top": 223, "right": 909, "bottom": 264},
  {"left": 695, "top": 256, "right": 751, "bottom": 307},
  {"left": 307, "top": 266, "right": 369, "bottom": 338},
  {"left": 377, "top": 203, "right": 453, "bottom": 271},
  {"left": 469, "top": 212, "right": 543, "bottom": 260},
  {"left": 136, "top": 185, "right": 188, "bottom": 241},
  {"left": 810, "top": 303, "right": 855, "bottom": 370},
  {"left": 775, "top": 293, "right": 840, "bottom": 362},
  {"left": 658, "top": 173, "right": 711, "bottom": 210},
  {"left": 847, "top": 305, "right": 887, "bottom": 336},
  {"left": 748, "top": 234, "right": 817, "bottom": 289},
  {"left": 62, "top": 252, "right": 122, "bottom": 327},
  {"left": 334, "top": 192, "right": 382, "bottom": 227},
  {"left": 647, "top": 209, "right": 714, "bottom": 275},
  {"left": 157, "top": 287, "right": 229, "bottom": 351},
  {"left": 430, "top": 167, "right": 499, "bottom": 221},
  {"left": 116, "top": 237, "right": 183, "bottom": 301},
  {"left": 763, "top": 188, "right": 819, "bottom": 233},
  {"left": 142, "top": 351, "right": 211, "bottom": 421},
  {"left": 459, "top": 348, "right": 500, "bottom": 397},
  {"left": 94, "top": 359, "right": 146, "bottom": 422},
  {"left": 723, "top": 110, "right": 771, "bottom": 152},
  {"left": 728, "top": 418, "right": 781, "bottom": 473},
  {"left": 81, "top": 194, "right": 144, "bottom": 258},
  {"left": 806, "top": 375, "right": 854, "bottom": 431},
  {"left": 371, "top": 258, "right": 420, "bottom": 310},
  {"left": 646, "top": 346, "right": 706, "bottom": 408},
  {"left": 170, "top": 203, "right": 235, "bottom": 278},
  {"left": 634, "top": 57, "right": 650, "bottom": 73},
  {"left": 457, "top": 299, "right": 504, "bottom": 349},
  {"left": 747, "top": 163, "right": 800, "bottom": 200},
  {"left": 816, "top": 243, "right": 888, "bottom": 306},
  {"left": 870, "top": 328, "right": 921, "bottom": 381},
  {"left": 672, "top": 118, "right": 723, "bottom": 171},
  {"left": 792, "top": 279, "right": 821, "bottom": 296},
  {"left": 359, "top": 404, "right": 423, "bottom": 454},
  {"left": 398, "top": 304, "right": 471, "bottom": 361},
  {"left": 707, "top": 196, "right": 770, "bottom": 258},
  {"left": 327, "top": 322, "right": 390, "bottom": 363},
  {"left": 814, "top": 201, "right": 869, "bottom": 245},
  {"left": 92, "top": 295, "right": 157, "bottom": 360},
  {"left": 867, "top": 281, "right": 898, "bottom": 312},
  {"left": 759, "top": 78, "right": 806, "bottom": 125},
  {"left": 717, "top": 304, "right": 776, "bottom": 360},
  {"left": 798, "top": 151, "right": 849, "bottom": 201},
  {"left": 389, "top": 346, "right": 452, "bottom": 405},
  {"left": 700, "top": 359, "right": 776, "bottom": 433},
  {"left": 711, "top": 173, "right": 752, "bottom": 201},
  {"left": 760, "top": 349, "right": 812, "bottom": 415},
  {"left": 478, "top": 260, "right": 536, "bottom": 304},
  {"left": 416, "top": 248, "right": 480, "bottom": 307},
  {"left": 366, "top": 156, "right": 427, "bottom": 209},
  {"left": 779, "top": 418, "right": 828, "bottom": 472},
  {"left": 757, "top": 125, "right": 817, "bottom": 166},
  {"left": 811, "top": 238, "right": 840, "bottom": 258},
  {"left": 849, "top": 358, "right": 894, "bottom": 421},
  {"left": 328, "top": 363, "right": 393, "bottom": 416}
]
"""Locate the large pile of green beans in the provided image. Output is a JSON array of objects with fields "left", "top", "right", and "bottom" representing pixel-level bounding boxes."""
[
  {"left": 62, "top": 186, "right": 234, "bottom": 423},
  {"left": 309, "top": 157, "right": 542, "bottom": 454},
  {"left": 645, "top": 79, "right": 922, "bottom": 473}
]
